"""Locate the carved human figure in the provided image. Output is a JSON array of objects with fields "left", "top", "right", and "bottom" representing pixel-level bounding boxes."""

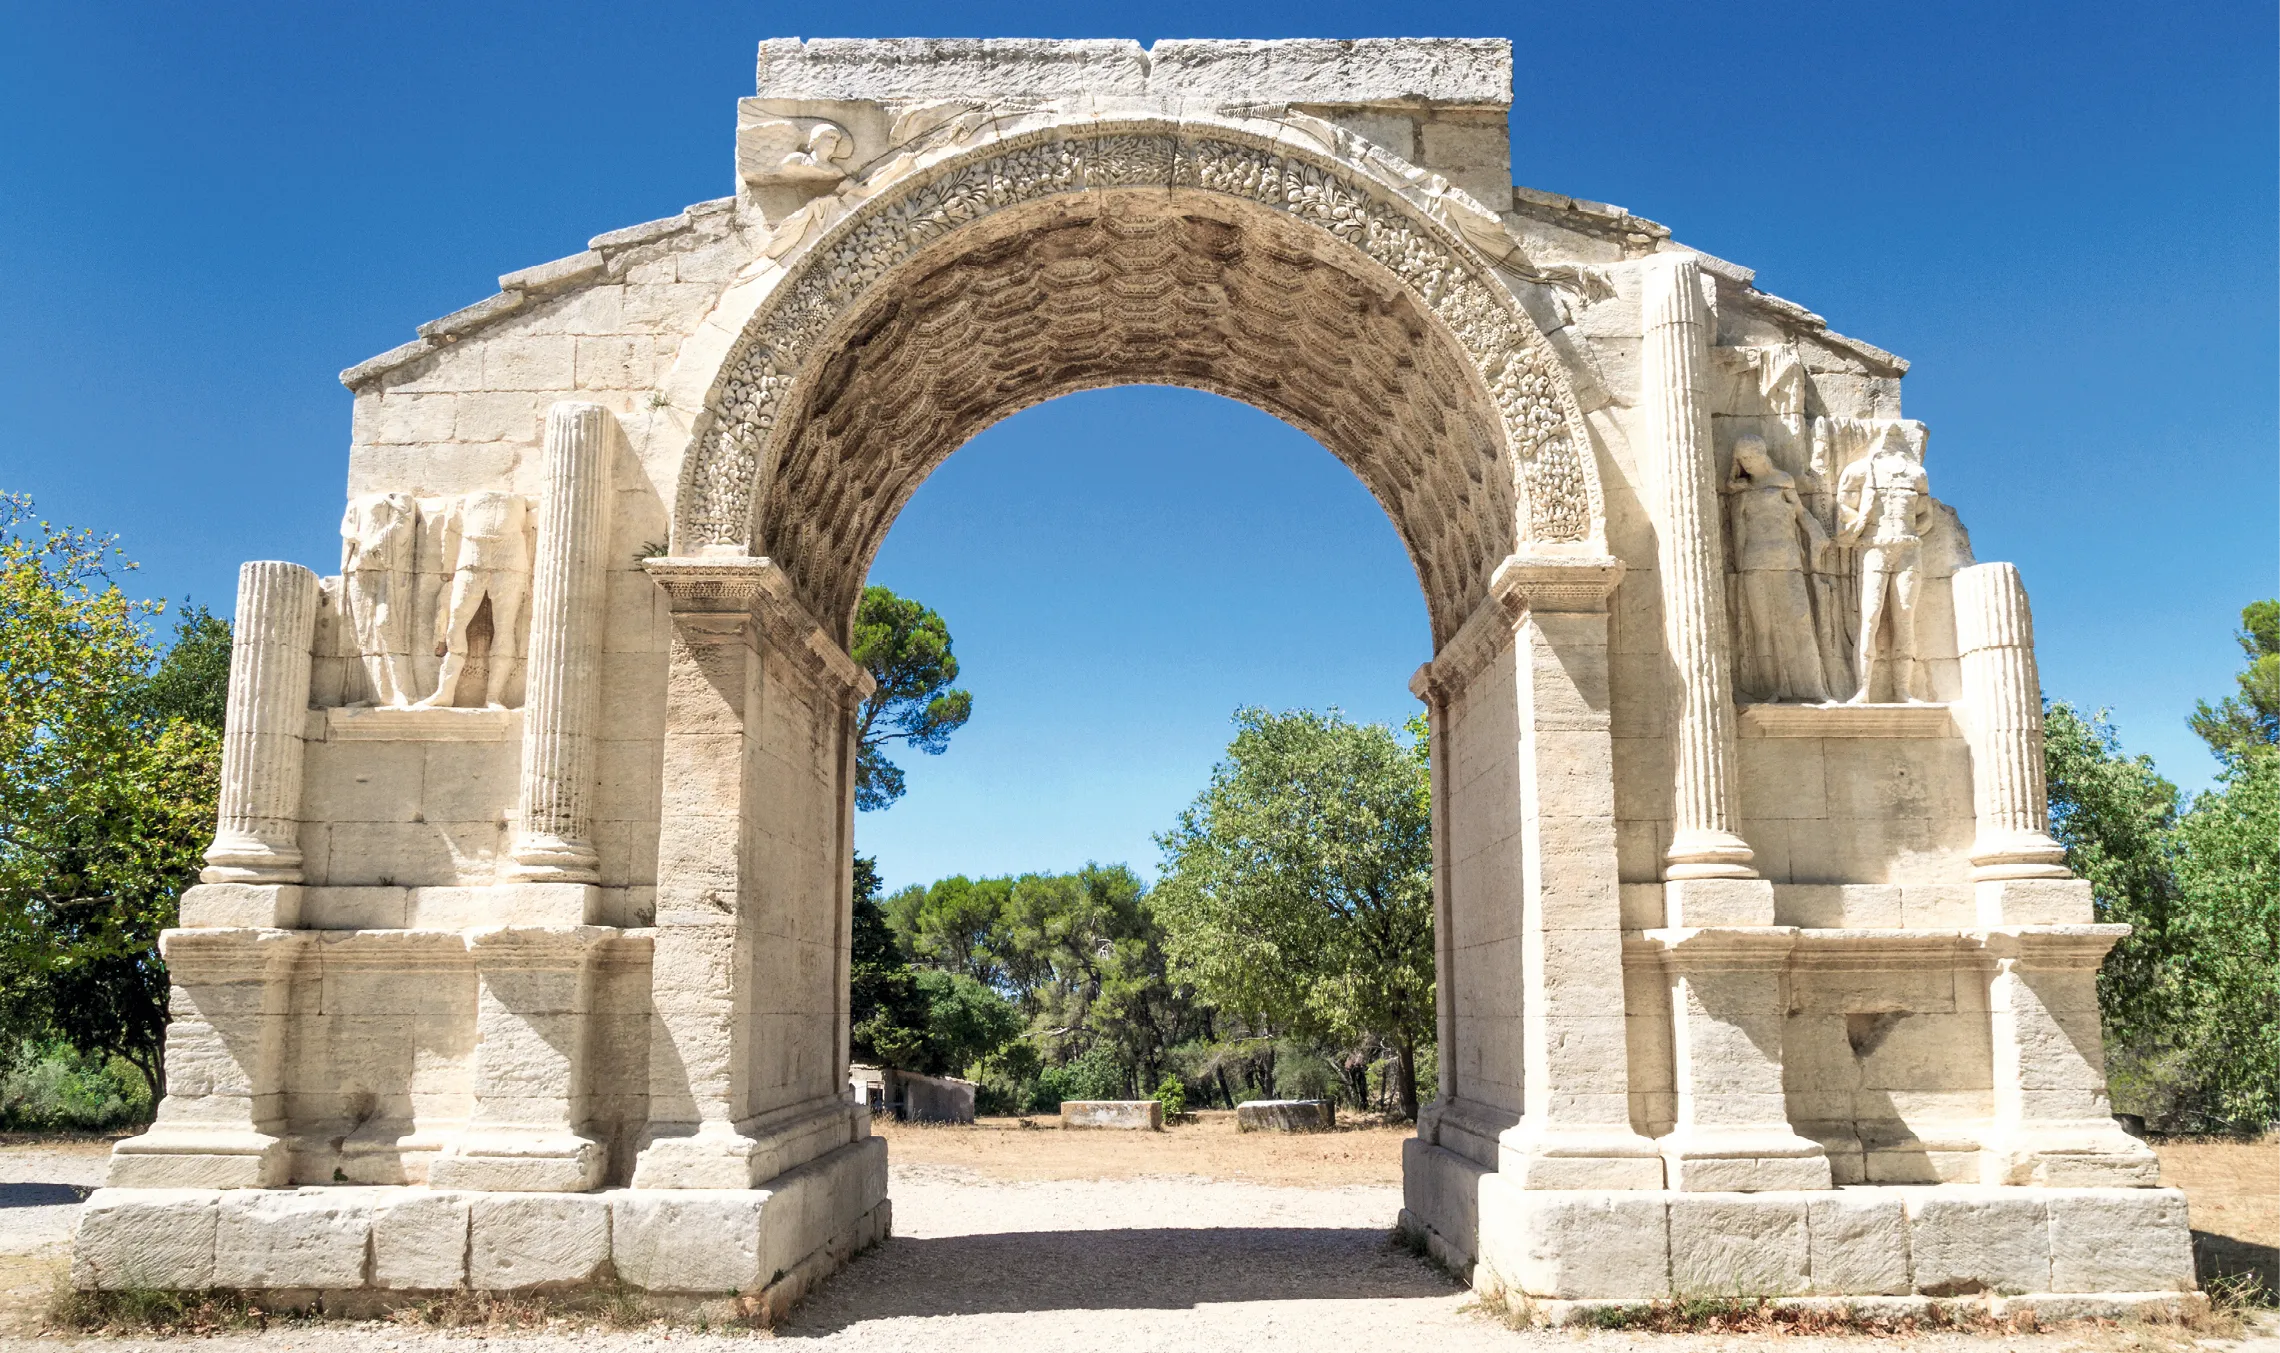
[
  {"left": 415, "top": 491, "right": 529, "bottom": 708},
  {"left": 1724, "top": 437, "right": 1832, "bottom": 702},
  {"left": 338, "top": 493, "right": 419, "bottom": 706},
  {"left": 1834, "top": 425, "right": 1933, "bottom": 702}
]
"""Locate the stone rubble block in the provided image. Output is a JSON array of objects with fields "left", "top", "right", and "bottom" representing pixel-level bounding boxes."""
[
  {"left": 467, "top": 1193, "right": 611, "bottom": 1289},
  {"left": 2046, "top": 1189, "right": 2195, "bottom": 1293},
  {"left": 1904, "top": 1189, "right": 2051, "bottom": 1296},
  {"left": 1059, "top": 1100, "right": 1163, "bottom": 1130},
  {"left": 212, "top": 1188, "right": 373, "bottom": 1288},
  {"left": 71, "top": 1189, "right": 219, "bottom": 1290},
  {"left": 370, "top": 1190, "right": 469, "bottom": 1290},
  {"left": 1235, "top": 1099, "right": 1335, "bottom": 1133},
  {"left": 1668, "top": 1193, "right": 1809, "bottom": 1297}
]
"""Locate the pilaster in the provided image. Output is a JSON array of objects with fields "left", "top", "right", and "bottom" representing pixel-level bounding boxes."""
[{"left": 1976, "top": 925, "right": 2159, "bottom": 1186}]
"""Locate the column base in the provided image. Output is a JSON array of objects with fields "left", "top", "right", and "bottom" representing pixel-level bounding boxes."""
[
  {"left": 1969, "top": 830, "right": 2071, "bottom": 883},
  {"left": 428, "top": 1130, "right": 606, "bottom": 1192},
  {"left": 1664, "top": 828, "right": 1757, "bottom": 880},
  {"left": 1658, "top": 1124, "right": 1834, "bottom": 1191},
  {"left": 1980, "top": 1123, "right": 2161, "bottom": 1187},
  {"left": 1499, "top": 1120, "right": 1666, "bottom": 1189},
  {"left": 504, "top": 832, "right": 602, "bottom": 886},
  {"left": 631, "top": 1099, "right": 867, "bottom": 1189},
  {"left": 107, "top": 1125, "right": 290, "bottom": 1189}
]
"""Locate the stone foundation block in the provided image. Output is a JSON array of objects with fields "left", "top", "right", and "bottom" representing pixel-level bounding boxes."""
[
  {"left": 1401, "top": 1139, "right": 1487, "bottom": 1272},
  {"left": 613, "top": 1191, "right": 769, "bottom": 1293},
  {"left": 1476, "top": 1178, "right": 1670, "bottom": 1300},
  {"left": 1806, "top": 1192, "right": 1911, "bottom": 1295},
  {"left": 178, "top": 883, "right": 303, "bottom": 928},
  {"left": 71, "top": 1189, "right": 218, "bottom": 1290},
  {"left": 372, "top": 1190, "right": 469, "bottom": 1290},
  {"left": 213, "top": 1189, "right": 372, "bottom": 1288},
  {"left": 1059, "top": 1100, "right": 1162, "bottom": 1130},
  {"left": 1669, "top": 1194, "right": 1808, "bottom": 1297},
  {"left": 2047, "top": 1189, "right": 2194, "bottom": 1293},
  {"left": 1236, "top": 1100, "right": 1334, "bottom": 1133},
  {"left": 468, "top": 1193, "right": 611, "bottom": 1288},
  {"left": 1904, "top": 1189, "right": 2049, "bottom": 1295}
]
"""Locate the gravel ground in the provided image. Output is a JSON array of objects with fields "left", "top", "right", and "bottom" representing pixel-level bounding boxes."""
[{"left": 0, "top": 1144, "right": 2273, "bottom": 1351}]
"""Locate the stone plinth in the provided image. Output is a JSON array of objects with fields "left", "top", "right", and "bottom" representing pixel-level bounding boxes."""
[
  {"left": 1059, "top": 1100, "right": 1163, "bottom": 1131},
  {"left": 1236, "top": 1100, "right": 1336, "bottom": 1133}
]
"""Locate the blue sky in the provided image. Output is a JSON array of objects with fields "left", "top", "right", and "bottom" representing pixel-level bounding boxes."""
[{"left": 2, "top": 2, "right": 2271, "bottom": 892}]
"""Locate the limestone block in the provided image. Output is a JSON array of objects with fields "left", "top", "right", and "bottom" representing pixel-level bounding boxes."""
[
  {"left": 213, "top": 1189, "right": 373, "bottom": 1288},
  {"left": 1806, "top": 1192, "right": 1910, "bottom": 1295},
  {"left": 1976, "top": 878, "right": 2094, "bottom": 925},
  {"left": 1236, "top": 1100, "right": 1335, "bottom": 1132},
  {"left": 1401, "top": 1139, "right": 1487, "bottom": 1268},
  {"left": 1904, "top": 1190, "right": 2049, "bottom": 1295},
  {"left": 179, "top": 884, "right": 303, "bottom": 929},
  {"left": 303, "top": 886, "right": 410, "bottom": 929},
  {"left": 612, "top": 1190, "right": 769, "bottom": 1293},
  {"left": 467, "top": 1193, "right": 611, "bottom": 1288},
  {"left": 1662, "top": 878, "right": 1775, "bottom": 926},
  {"left": 371, "top": 1190, "right": 469, "bottom": 1289},
  {"left": 1476, "top": 1178, "right": 1669, "bottom": 1299},
  {"left": 1669, "top": 1194, "right": 1809, "bottom": 1297},
  {"left": 71, "top": 1189, "right": 218, "bottom": 1290},
  {"left": 2046, "top": 1189, "right": 2194, "bottom": 1293},
  {"left": 1059, "top": 1100, "right": 1162, "bottom": 1130}
]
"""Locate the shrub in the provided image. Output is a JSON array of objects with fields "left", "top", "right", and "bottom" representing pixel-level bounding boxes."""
[
  {"left": 1152, "top": 1074, "right": 1187, "bottom": 1118},
  {"left": 0, "top": 1039, "right": 150, "bottom": 1130}
]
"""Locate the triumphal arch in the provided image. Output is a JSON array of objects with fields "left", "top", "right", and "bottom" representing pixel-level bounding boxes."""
[{"left": 78, "top": 38, "right": 2197, "bottom": 1316}]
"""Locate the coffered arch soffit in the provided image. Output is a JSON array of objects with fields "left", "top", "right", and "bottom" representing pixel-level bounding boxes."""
[{"left": 669, "top": 115, "right": 1605, "bottom": 645}]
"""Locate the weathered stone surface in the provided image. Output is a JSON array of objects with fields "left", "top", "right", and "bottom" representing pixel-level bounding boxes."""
[
  {"left": 612, "top": 1190, "right": 769, "bottom": 1293},
  {"left": 1806, "top": 1192, "right": 1911, "bottom": 1296},
  {"left": 1476, "top": 1180, "right": 1670, "bottom": 1300},
  {"left": 1060, "top": 1100, "right": 1163, "bottom": 1131},
  {"left": 467, "top": 1193, "right": 611, "bottom": 1288},
  {"left": 1669, "top": 1193, "right": 1809, "bottom": 1296},
  {"left": 371, "top": 1190, "right": 469, "bottom": 1289},
  {"left": 2046, "top": 1189, "right": 2195, "bottom": 1293},
  {"left": 1235, "top": 1100, "right": 1334, "bottom": 1133},
  {"left": 1905, "top": 1190, "right": 2050, "bottom": 1296},
  {"left": 72, "top": 1190, "right": 218, "bottom": 1290},
  {"left": 213, "top": 1189, "right": 371, "bottom": 1288}
]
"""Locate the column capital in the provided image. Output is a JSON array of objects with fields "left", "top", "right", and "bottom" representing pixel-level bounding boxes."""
[
  {"left": 643, "top": 555, "right": 875, "bottom": 708},
  {"left": 1413, "top": 550, "right": 1625, "bottom": 704}
]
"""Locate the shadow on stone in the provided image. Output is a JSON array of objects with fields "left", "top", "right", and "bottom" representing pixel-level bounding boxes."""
[
  {"left": 778, "top": 1226, "right": 1456, "bottom": 1331},
  {"left": 0, "top": 1182, "right": 90, "bottom": 1209}
]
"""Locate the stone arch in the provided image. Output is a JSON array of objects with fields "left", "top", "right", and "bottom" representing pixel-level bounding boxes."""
[{"left": 670, "top": 117, "right": 1604, "bottom": 646}]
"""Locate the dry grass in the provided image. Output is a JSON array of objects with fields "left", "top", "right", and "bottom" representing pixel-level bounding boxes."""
[
  {"left": 2151, "top": 1137, "right": 2277, "bottom": 1246},
  {"left": 876, "top": 1108, "right": 1412, "bottom": 1188}
]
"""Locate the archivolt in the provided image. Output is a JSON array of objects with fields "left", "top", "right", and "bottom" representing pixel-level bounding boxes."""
[{"left": 673, "top": 118, "right": 1602, "bottom": 643}]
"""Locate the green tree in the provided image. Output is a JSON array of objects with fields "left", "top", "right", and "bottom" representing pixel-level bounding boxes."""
[
  {"left": 1152, "top": 708, "right": 1436, "bottom": 1120},
  {"left": 851, "top": 586, "right": 972, "bottom": 811},
  {"left": 2043, "top": 702, "right": 2184, "bottom": 1044},
  {"left": 2188, "top": 600, "right": 2280, "bottom": 765},
  {"left": 2170, "top": 743, "right": 2280, "bottom": 1130},
  {"left": 847, "top": 853, "right": 932, "bottom": 1070},
  {"left": 0, "top": 496, "right": 228, "bottom": 1100}
]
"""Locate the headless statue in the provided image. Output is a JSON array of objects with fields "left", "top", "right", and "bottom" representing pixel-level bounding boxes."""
[
  {"left": 1724, "top": 437, "right": 1832, "bottom": 702},
  {"left": 1834, "top": 427, "right": 1933, "bottom": 703},
  {"left": 339, "top": 494, "right": 418, "bottom": 707},
  {"left": 416, "top": 491, "right": 528, "bottom": 709}
]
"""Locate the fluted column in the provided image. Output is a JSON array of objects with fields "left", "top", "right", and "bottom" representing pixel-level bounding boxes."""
[
  {"left": 200, "top": 562, "right": 320, "bottom": 884},
  {"left": 1954, "top": 562, "right": 2069, "bottom": 881},
  {"left": 1641, "top": 254, "right": 1755, "bottom": 883},
  {"left": 509, "top": 402, "right": 614, "bottom": 883}
]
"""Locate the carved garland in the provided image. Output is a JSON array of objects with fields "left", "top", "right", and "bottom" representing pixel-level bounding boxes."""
[{"left": 679, "top": 123, "right": 1600, "bottom": 552}]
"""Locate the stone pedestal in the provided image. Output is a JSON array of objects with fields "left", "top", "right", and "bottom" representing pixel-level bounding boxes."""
[
  {"left": 508, "top": 402, "right": 615, "bottom": 883},
  {"left": 429, "top": 926, "right": 610, "bottom": 1192},
  {"left": 107, "top": 929, "right": 305, "bottom": 1188},
  {"left": 201, "top": 562, "right": 320, "bottom": 884},
  {"left": 1644, "top": 926, "right": 1832, "bottom": 1191},
  {"left": 1978, "top": 926, "right": 2159, "bottom": 1186}
]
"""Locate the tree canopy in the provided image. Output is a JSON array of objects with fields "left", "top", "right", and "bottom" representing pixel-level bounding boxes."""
[
  {"left": 850, "top": 585, "right": 972, "bottom": 811},
  {"left": 0, "top": 495, "right": 228, "bottom": 1099},
  {"left": 1151, "top": 707, "right": 1435, "bottom": 1120}
]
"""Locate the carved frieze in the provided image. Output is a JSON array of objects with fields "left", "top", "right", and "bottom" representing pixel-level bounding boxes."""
[{"left": 332, "top": 493, "right": 532, "bottom": 709}]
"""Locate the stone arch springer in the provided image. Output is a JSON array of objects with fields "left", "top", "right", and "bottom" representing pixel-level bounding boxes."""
[{"left": 665, "top": 112, "right": 1607, "bottom": 645}]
